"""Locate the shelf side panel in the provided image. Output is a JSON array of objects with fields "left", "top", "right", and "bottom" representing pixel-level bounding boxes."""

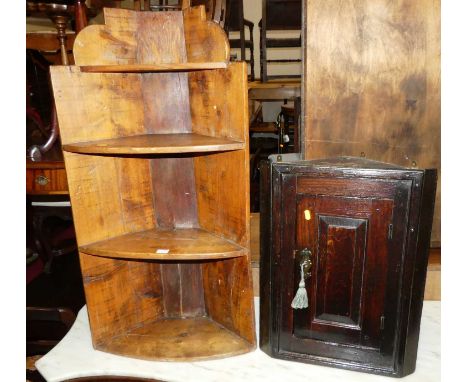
[
  {"left": 80, "top": 254, "right": 165, "bottom": 347},
  {"left": 203, "top": 257, "right": 256, "bottom": 346},
  {"left": 73, "top": 8, "right": 187, "bottom": 66},
  {"left": 50, "top": 67, "right": 146, "bottom": 144},
  {"left": 189, "top": 63, "right": 248, "bottom": 142},
  {"left": 194, "top": 150, "right": 249, "bottom": 247},
  {"left": 183, "top": 6, "right": 230, "bottom": 63},
  {"left": 64, "top": 153, "right": 156, "bottom": 247}
]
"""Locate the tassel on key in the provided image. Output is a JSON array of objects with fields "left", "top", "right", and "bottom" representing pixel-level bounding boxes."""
[{"left": 291, "top": 262, "right": 308, "bottom": 309}]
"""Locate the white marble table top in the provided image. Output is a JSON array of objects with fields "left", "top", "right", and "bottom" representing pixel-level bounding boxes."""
[{"left": 36, "top": 298, "right": 440, "bottom": 382}]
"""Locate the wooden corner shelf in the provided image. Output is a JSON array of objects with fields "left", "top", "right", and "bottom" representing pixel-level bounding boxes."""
[
  {"left": 80, "top": 228, "right": 246, "bottom": 260},
  {"left": 63, "top": 133, "right": 244, "bottom": 155},
  {"left": 50, "top": 6, "right": 256, "bottom": 361},
  {"left": 79, "top": 62, "right": 228, "bottom": 73},
  {"left": 99, "top": 316, "right": 254, "bottom": 361}
]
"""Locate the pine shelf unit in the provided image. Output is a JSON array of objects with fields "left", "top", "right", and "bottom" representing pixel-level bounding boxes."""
[{"left": 50, "top": 6, "right": 256, "bottom": 361}]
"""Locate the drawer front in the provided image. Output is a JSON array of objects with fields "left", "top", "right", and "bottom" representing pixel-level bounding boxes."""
[
  {"left": 26, "top": 168, "right": 68, "bottom": 194},
  {"left": 276, "top": 174, "right": 412, "bottom": 368}
]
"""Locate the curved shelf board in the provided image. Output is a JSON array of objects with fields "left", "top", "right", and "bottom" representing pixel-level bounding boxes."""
[
  {"left": 63, "top": 133, "right": 245, "bottom": 155},
  {"left": 97, "top": 317, "right": 254, "bottom": 361},
  {"left": 79, "top": 228, "right": 247, "bottom": 260},
  {"left": 79, "top": 62, "right": 228, "bottom": 73}
]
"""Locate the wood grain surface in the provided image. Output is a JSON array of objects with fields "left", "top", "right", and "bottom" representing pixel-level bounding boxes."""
[
  {"left": 26, "top": 165, "right": 68, "bottom": 195},
  {"left": 79, "top": 228, "right": 247, "bottom": 260},
  {"left": 50, "top": 7, "right": 256, "bottom": 361},
  {"left": 99, "top": 316, "right": 253, "bottom": 361},
  {"left": 79, "top": 62, "right": 227, "bottom": 73},
  {"left": 260, "top": 159, "right": 437, "bottom": 376},
  {"left": 302, "top": 0, "right": 440, "bottom": 244},
  {"left": 63, "top": 133, "right": 244, "bottom": 154}
]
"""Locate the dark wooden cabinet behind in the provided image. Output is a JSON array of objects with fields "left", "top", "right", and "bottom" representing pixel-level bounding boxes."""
[{"left": 260, "top": 157, "right": 437, "bottom": 377}]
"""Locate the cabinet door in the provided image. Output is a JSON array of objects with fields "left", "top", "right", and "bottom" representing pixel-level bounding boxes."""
[{"left": 277, "top": 174, "right": 411, "bottom": 368}]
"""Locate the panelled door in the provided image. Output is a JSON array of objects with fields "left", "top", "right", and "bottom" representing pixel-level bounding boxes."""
[{"left": 277, "top": 173, "right": 412, "bottom": 368}]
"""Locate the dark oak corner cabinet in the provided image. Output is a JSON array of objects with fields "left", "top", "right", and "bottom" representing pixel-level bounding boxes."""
[{"left": 259, "top": 157, "right": 437, "bottom": 377}]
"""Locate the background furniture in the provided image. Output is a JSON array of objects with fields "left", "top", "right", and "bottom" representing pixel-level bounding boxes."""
[
  {"left": 259, "top": 0, "right": 301, "bottom": 82},
  {"left": 26, "top": 0, "right": 88, "bottom": 161},
  {"left": 260, "top": 157, "right": 437, "bottom": 377},
  {"left": 26, "top": 5, "right": 87, "bottom": 369},
  {"left": 301, "top": 0, "right": 441, "bottom": 246},
  {"left": 224, "top": 0, "right": 255, "bottom": 80},
  {"left": 190, "top": 0, "right": 224, "bottom": 22},
  {"left": 50, "top": 6, "right": 255, "bottom": 361},
  {"left": 35, "top": 297, "right": 440, "bottom": 382}
]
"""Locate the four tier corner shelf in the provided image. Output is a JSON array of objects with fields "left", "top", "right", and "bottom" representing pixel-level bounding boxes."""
[{"left": 50, "top": 6, "right": 256, "bottom": 361}]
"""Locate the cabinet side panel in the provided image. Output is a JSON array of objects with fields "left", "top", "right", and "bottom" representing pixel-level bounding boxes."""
[
  {"left": 64, "top": 153, "right": 155, "bottom": 246},
  {"left": 80, "top": 254, "right": 165, "bottom": 347},
  {"left": 50, "top": 67, "right": 145, "bottom": 144},
  {"left": 259, "top": 161, "right": 273, "bottom": 353},
  {"left": 402, "top": 170, "right": 437, "bottom": 376},
  {"left": 189, "top": 63, "right": 248, "bottom": 142},
  {"left": 202, "top": 256, "right": 256, "bottom": 345}
]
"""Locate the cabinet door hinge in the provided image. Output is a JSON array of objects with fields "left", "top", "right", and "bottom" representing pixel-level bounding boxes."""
[
  {"left": 388, "top": 224, "right": 393, "bottom": 240},
  {"left": 380, "top": 316, "right": 385, "bottom": 330}
]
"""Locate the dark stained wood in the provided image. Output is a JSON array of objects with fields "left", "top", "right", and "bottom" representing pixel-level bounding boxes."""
[
  {"left": 224, "top": 0, "right": 255, "bottom": 80},
  {"left": 302, "top": 0, "right": 441, "bottom": 244},
  {"left": 260, "top": 157, "right": 437, "bottom": 377},
  {"left": 260, "top": 0, "right": 302, "bottom": 81},
  {"left": 26, "top": 31, "right": 75, "bottom": 53},
  {"left": 250, "top": 213, "right": 438, "bottom": 299},
  {"left": 74, "top": 0, "right": 88, "bottom": 32},
  {"left": 26, "top": 161, "right": 68, "bottom": 195},
  {"left": 50, "top": 6, "right": 255, "bottom": 361}
]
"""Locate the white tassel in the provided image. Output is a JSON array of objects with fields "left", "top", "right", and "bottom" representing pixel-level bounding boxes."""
[{"left": 291, "top": 262, "right": 308, "bottom": 309}]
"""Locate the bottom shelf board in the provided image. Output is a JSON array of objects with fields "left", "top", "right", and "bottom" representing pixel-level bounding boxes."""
[
  {"left": 97, "top": 316, "right": 254, "bottom": 361},
  {"left": 79, "top": 228, "right": 246, "bottom": 260}
]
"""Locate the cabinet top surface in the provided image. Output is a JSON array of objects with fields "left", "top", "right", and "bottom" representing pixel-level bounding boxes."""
[{"left": 271, "top": 156, "right": 434, "bottom": 174}]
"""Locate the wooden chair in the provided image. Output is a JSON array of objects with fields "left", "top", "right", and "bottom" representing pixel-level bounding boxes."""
[
  {"left": 27, "top": 307, "right": 76, "bottom": 355},
  {"left": 221, "top": 0, "right": 254, "bottom": 80},
  {"left": 26, "top": 0, "right": 89, "bottom": 160},
  {"left": 259, "top": 0, "right": 301, "bottom": 82},
  {"left": 191, "top": 0, "right": 225, "bottom": 22},
  {"left": 278, "top": 96, "right": 300, "bottom": 153}
]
